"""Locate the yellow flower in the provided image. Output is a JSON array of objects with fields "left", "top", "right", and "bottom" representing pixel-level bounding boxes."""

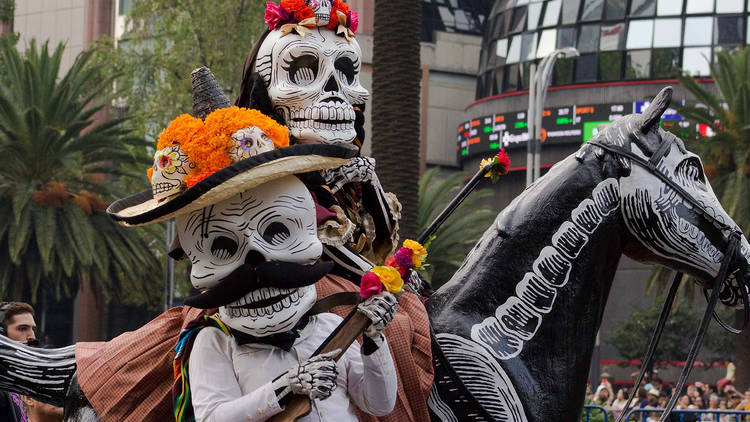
[
  {"left": 403, "top": 239, "right": 427, "bottom": 268},
  {"left": 372, "top": 265, "right": 403, "bottom": 295},
  {"left": 479, "top": 157, "right": 496, "bottom": 178}
]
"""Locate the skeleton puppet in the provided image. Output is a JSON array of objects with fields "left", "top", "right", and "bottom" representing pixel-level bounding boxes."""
[{"left": 112, "top": 68, "right": 399, "bottom": 421}]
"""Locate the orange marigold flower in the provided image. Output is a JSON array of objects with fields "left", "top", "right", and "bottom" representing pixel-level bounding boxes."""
[
  {"left": 203, "top": 106, "right": 290, "bottom": 149},
  {"left": 281, "top": 0, "right": 306, "bottom": 12},
  {"left": 156, "top": 114, "right": 205, "bottom": 151},
  {"left": 147, "top": 167, "right": 154, "bottom": 182},
  {"left": 185, "top": 170, "right": 214, "bottom": 188},
  {"left": 295, "top": 7, "right": 313, "bottom": 21}
]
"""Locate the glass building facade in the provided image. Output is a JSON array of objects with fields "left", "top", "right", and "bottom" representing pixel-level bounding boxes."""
[{"left": 476, "top": 0, "right": 749, "bottom": 99}]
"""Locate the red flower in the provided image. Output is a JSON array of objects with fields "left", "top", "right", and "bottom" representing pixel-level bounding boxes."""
[
  {"left": 360, "top": 272, "right": 383, "bottom": 298},
  {"left": 395, "top": 247, "right": 414, "bottom": 269},
  {"left": 281, "top": 0, "right": 306, "bottom": 12},
  {"left": 334, "top": 0, "right": 349, "bottom": 14},
  {"left": 496, "top": 148, "right": 511, "bottom": 169},
  {"left": 295, "top": 7, "right": 314, "bottom": 21},
  {"left": 265, "top": 2, "right": 292, "bottom": 30},
  {"left": 326, "top": 9, "right": 338, "bottom": 29}
]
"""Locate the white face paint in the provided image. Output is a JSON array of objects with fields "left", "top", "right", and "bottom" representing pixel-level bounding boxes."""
[
  {"left": 619, "top": 129, "right": 747, "bottom": 280},
  {"left": 255, "top": 28, "right": 369, "bottom": 147},
  {"left": 151, "top": 144, "right": 194, "bottom": 200},
  {"left": 228, "top": 126, "right": 275, "bottom": 162},
  {"left": 176, "top": 176, "right": 322, "bottom": 335}
]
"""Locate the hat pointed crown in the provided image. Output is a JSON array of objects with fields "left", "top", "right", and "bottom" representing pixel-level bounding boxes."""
[{"left": 191, "top": 66, "right": 231, "bottom": 120}]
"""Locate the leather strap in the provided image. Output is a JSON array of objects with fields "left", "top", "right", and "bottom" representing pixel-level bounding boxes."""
[{"left": 306, "top": 292, "right": 361, "bottom": 316}]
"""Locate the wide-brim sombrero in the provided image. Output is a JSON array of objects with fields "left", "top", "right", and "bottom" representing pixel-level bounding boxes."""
[{"left": 107, "top": 143, "right": 355, "bottom": 226}]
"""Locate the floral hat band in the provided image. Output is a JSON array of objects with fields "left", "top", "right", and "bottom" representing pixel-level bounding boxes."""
[
  {"left": 148, "top": 67, "right": 290, "bottom": 203},
  {"left": 265, "top": 0, "right": 358, "bottom": 41}
]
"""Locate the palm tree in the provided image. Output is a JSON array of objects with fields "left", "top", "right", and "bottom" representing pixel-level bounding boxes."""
[
  {"left": 654, "top": 47, "right": 750, "bottom": 389},
  {"left": 371, "top": 0, "right": 422, "bottom": 239},
  {"left": 0, "top": 39, "right": 160, "bottom": 306},
  {"left": 418, "top": 168, "right": 496, "bottom": 288}
]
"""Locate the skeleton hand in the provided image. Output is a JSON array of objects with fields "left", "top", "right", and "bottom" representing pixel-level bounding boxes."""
[
  {"left": 357, "top": 292, "right": 398, "bottom": 339},
  {"left": 275, "top": 349, "right": 340, "bottom": 402},
  {"left": 322, "top": 157, "right": 376, "bottom": 193}
]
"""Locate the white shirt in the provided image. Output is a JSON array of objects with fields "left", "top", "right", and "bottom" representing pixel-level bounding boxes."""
[{"left": 188, "top": 313, "right": 397, "bottom": 422}]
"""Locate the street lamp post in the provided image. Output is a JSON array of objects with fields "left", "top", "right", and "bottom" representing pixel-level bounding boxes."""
[{"left": 526, "top": 48, "right": 579, "bottom": 187}]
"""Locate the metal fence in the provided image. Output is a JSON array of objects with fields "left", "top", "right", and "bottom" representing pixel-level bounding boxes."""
[{"left": 581, "top": 406, "right": 750, "bottom": 422}]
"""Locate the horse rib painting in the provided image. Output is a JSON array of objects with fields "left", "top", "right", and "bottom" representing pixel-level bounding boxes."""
[{"left": 426, "top": 87, "right": 750, "bottom": 422}]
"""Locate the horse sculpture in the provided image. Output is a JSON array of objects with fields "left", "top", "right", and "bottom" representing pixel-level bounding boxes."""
[{"left": 1, "top": 87, "right": 748, "bottom": 422}]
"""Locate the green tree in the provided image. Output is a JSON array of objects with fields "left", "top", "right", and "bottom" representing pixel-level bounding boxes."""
[
  {"left": 91, "top": 0, "right": 265, "bottom": 141},
  {"left": 649, "top": 47, "right": 750, "bottom": 389},
  {"left": 0, "top": 39, "right": 159, "bottom": 305},
  {"left": 418, "top": 168, "right": 496, "bottom": 288},
  {"left": 606, "top": 300, "right": 734, "bottom": 363}
]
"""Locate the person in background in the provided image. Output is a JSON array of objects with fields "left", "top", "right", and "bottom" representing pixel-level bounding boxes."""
[
  {"left": 609, "top": 388, "right": 629, "bottom": 419},
  {"left": 0, "top": 302, "right": 62, "bottom": 422}
]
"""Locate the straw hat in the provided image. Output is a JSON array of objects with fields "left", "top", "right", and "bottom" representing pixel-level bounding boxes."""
[{"left": 107, "top": 67, "right": 355, "bottom": 226}]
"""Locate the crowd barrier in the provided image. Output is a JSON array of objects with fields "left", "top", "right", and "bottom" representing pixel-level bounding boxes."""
[{"left": 582, "top": 406, "right": 750, "bottom": 422}]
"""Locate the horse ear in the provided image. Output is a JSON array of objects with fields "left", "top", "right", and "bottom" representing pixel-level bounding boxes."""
[{"left": 640, "top": 86, "right": 673, "bottom": 134}]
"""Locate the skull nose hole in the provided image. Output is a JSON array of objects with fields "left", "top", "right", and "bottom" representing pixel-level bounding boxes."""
[
  {"left": 245, "top": 250, "right": 266, "bottom": 267},
  {"left": 324, "top": 75, "right": 339, "bottom": 93}
]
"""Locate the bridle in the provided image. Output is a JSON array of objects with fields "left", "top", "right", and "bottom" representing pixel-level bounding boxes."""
[{"left": 588, "top": 135, "right": 750, "bottom": 422}]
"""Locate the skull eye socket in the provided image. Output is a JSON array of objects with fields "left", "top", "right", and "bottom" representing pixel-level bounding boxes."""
[
  {"left": 284, "top": 54, "right": 318, "bottom": 85},
  {"left": 241, "top": 137, "right": 255, "bottom": 151},
  {"left": 335, "top": 57, "right": 355, "bottom": 85},
  {"left": 158, "top": 154, "right": 172, "bottom": 169},
  {"left": 262, "top": 221, "right": 291, "bottom": 246},
  {"left": 211, "top": 236, "right": 238, "bottom": 261}
]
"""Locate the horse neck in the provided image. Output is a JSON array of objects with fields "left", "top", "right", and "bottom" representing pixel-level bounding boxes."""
[{"left": 428, "top": 155, "right": 628, "bottom": 421}]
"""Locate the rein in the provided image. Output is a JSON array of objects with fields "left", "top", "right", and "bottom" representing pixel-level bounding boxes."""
[{"left": 588, "top": 139, "right": 749, "bottom": 422}]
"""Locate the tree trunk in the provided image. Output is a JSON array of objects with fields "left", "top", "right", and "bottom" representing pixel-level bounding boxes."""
[{"left": 371, "top": 0, "right": 422, "bottom": 239}]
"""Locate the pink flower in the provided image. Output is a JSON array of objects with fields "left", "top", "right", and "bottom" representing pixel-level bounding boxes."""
[
  {"left": 496, "top": 148, "right": 511, "bottom": 169},
  {"left": 395, "top": 247, "right": 413, "bottom": 269},
  {"left": 360, "top": 272, "right": 383, "bottom": 298},
  {"left": 265, "top": 2, "right": 291, "bottom": 30},
  {"left": 348, "top": 11, "right": 359, "bottom": 33}
]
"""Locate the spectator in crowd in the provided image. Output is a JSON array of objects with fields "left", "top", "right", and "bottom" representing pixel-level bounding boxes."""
[
  {"left": 0, "top": 302, "right": 62, "bottom": 422},
  {"left": 610, "top": 388, "right": 629, "bottom": 418}
]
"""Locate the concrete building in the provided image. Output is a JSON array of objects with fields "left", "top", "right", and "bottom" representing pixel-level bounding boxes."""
[{"left": 459, "top": 0, "right": 740, "bottom": 384}]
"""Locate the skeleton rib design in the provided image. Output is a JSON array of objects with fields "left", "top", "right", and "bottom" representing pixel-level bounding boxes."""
[{"left": 471, "top": 178, "right": 621, "bottom": 360}]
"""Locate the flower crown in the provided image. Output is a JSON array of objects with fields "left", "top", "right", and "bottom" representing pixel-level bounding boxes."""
[
  {"left": 147, "top": 107, "right": 290, "bottom": 202},
  {"left": 265, "top": 0, "right": 358, "bottom": 41}
]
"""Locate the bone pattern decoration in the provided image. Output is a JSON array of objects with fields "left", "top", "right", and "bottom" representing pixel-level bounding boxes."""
[
  {"left": 471, "top": 178, "right": 621, "bottom": 360},
  {"left": 255, "top": 27, "right": 369, "bottom": 146}
]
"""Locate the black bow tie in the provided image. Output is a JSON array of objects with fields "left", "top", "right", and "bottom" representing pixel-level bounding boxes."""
[{"left": 230, "top": 318, "right": 309, "bottom": 352}]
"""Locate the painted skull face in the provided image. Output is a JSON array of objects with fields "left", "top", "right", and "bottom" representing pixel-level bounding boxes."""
[
  {"left": 151, "top": 144, "right": 194, "bottom": 200},
  {"left": 308, "top": 0, "right": 332, "bottom": 26},
  {"left": 176, "top": 176, "right": 322, "bottom": 335},
  {"left": 228, "top": 126, "right": 276, "bottom": 161},
  {"left": 255, "top": 28, "right": 369, "bottom": 147}
]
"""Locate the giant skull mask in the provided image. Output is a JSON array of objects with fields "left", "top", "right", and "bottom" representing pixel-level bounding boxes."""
[
  {"left": 176, "top": 176, "right": 322, "bottom": 336},
  {"left": 255, "top": 28, "right": 369, "bottom": 147}
]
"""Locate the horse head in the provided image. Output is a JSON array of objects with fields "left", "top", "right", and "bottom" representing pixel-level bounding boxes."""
[{"left": 592, "top": 86, "right": 750, "bottom": 306}]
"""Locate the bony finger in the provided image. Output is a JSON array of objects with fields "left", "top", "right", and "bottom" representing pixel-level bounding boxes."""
[{"left": 318, "top": 349, "right": 341, "bottom": 360}]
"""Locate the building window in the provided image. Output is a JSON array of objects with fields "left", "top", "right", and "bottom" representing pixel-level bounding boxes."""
[
  {"left": 686, "top": 0, "right": 715, "bottom": 14},
  {"left": 600, "top": 23, "right": 625, "bottom": 50},
  {"left": 528, "top": 2, "right": 543, "bottom": 31},
  {"left": 657, "top": 0, "right": 684, "bottom": 15},
  {"left": 652, "top": 18, "right": 682, "bottom": 47},
  {"left": 542, "top": 0, "right": 562, "bottom": 27},
  {"left": 714, "top": 16, "right": 744, "bottom": 44},
  {"left": 562, "top": 0, "right": 582, "bottom": 24},
  {"left": 652, "top": 48, "right": 681, "bottom": 77},
  {"left": 496, "top": 38, "right": 509, "bottom": 59},
  {"left": 683, "top": 16, "right": 713, "bottom": 46},
  {"left": 599, "top": 51, "right": 623, "bottom": 80},
  {"left": 631, "top": 0, "right": 657, "bottom": 16},
  {"left": 554, "top": 57, "right": 575, "bottom": 85},
  {"left": 581, "top": 0, "right": 605, "bottom": 21},
  {"left": 493, "top": 67, "right": 505, "bottom": 95},
  {"left": 119, "top": 0, "right": 133, "bottom": 16},
  {"left": 507, "top": 35, "right": 522, "bottom": 63},
  {"left": 627, "top": 19, "right": 654, "bottom": 49},
  {"left": 605, "top": 0, "right": 627, "bottom": 19},
  {"left": 505, "top": 63, "right": 521, "bottom": 91},
  {"left": 625, "top": 49, "right": 652, "bottom": 78},
  {"left": 682, "top": 47, "right": 712, "bottom": 75},
  {"left": 578, "top": 24, "right": 601, "bottom": 53},
  {"left": 521, "top": 33, "right": 539, "bottom": 61},
  {"left": 511, "top": 6, "right": 527, "bottom": 33},
  {"left": 576, "top": 53, "right": 599, "bottom": 81},
  {"left": 521, "top": 62, "right": 532, "bottom": 89},
  {"left": 558, "top": 27, "right": 578, "bottom": 48},
  {"left": 716, "top": 0, "right": 743, "bottom": 13},
  {"left": 537, "top": 29, "right": 558, "bottom": 58}
]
